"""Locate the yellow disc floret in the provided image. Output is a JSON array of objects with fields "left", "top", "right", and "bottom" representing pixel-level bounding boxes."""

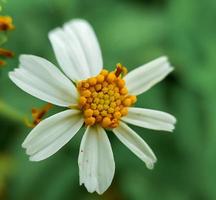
[{"left": 76, "top": 64, "right": 136, "bottom": 129}]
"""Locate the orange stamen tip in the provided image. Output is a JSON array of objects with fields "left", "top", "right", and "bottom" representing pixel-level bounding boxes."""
[
  {"left": 0, "top": 60, "right": 6, "bottom": 66},
  {"left": 97, "top": 74, "right": 105, "bottom": 83},
  {"left": 25, "top": 103, "right": 53, "bottom": 128},
  {"left": 0, "top": 16, "right": 15, "bottom": 31},
  {"left": 0, "top": 48, "right": 14, "bottom": 58},
  {"left": 106, "top": 73, "right": 116, "bottom": 83},
  {"left": 120, "top": 107, "right": 128, "bottom": 116},
  {"left": 123, "top": 98, "right": 132, "bottom": 107},
  {"left": 116, "top": 78, "right": 125, "bottom": 88},
  {"left": 81, "top": 90, "right": 91, "bottom": 97},
  {"left": 102, "top": 117, "right": 111, "bottom": 128},
  {"left": 88, "top": 77, "right": 97, "bottom": 85},
  {"left": 130, "top": 95, "right": 137, "bottom": 104},
  {"left": 84, "top": 109, "right": 94, "bottom": 117},
  {"left": 115, "top": 63, "right": 128, "bottom": 77},
  {"left": 120, "top": 87, "right": 128, "bottom": 95},
  {"left": 114, "top": 111, "right": 121, "bottom": 119},
  {"left": 85, "top": 117, "right": 96, "bottom": 126}
]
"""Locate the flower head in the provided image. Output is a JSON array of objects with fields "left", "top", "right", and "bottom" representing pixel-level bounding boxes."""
[
  {"left": 76, "top": 65, "right": 136, "bottom": 128},
  {"left": 9, "top": 19, "right": 176, "bottom": 194}
]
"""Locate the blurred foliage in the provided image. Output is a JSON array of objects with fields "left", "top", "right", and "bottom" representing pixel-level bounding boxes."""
[{"left": 0, "top": 0, "right": 216, "bottom": 199}]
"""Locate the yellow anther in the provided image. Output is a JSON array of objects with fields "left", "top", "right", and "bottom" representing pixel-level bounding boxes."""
[
  {"left": 111, "top": 118, "right": 119, "bottom": 128},
  {"left": 85, "top": 103, "right": 90, "bottom": 109},
  {"left": 84, "top": 82, "right": 90, "bottom": 88},
  {"left": 93, "top": 98, "right": 100, "bottom": 104},
  {"left": 107, "top": 114, "right": 112, "bottom": 118},
  {"left": 104, "top": 94, "right": 109, "bottom": 100},
  {"left": 102, "top": 87, "right": 108, "bottom": 93},
  {"left": 88, "top": 77, "right": 97, "bottom": 86},
  {"left": 110, "top": 122, "right": 118, "bottom": 128},
  {"left": 108, "top": 107, "right": 114, "bottom": 114},
  {"left": 115, "top": 63, "right": 123, "bottom": 77},
  {"left": 110, "top": 102, "right": 116, "bottom": 108},
  {"left": 108, "top": 90, "right": 114, "bottom": 96},
  {"left": 97, "top": 104, "right": 103, "bottom": 111},
  {"left": 102, "top": 117, "right": 111, "bottom": 128},
  {"left": 107, "top": 72, "right": 116, "bottom": 83},
  {"left": 93, "top": 110, "right": 100, "bottom": 116},
  {"left": 120, "top": 96, "right": 125, "bottom": 101},
  {"left": 117, "top": 78, "right": 125, "bottom": 88},
  {"left": 120, "top": 107, "right": 128, "bottom": 116},
  {"left": 101, "top": 110, "right": 107, "bottom": 117},
  {"left": 95, "top": 84, "right": 102, "bottom": 91},
  {"left": 104, "top": 99, "right": 110, "bottom": 105},
  {"left": 116, "top": 99, "right": 121, "bottom": 106},
  {"left": 96, "top": 115, "right": 102, "bottom": 122},
  {"left": 114, "top": 87, "right": 119, "bottom": 93},
  {"left": 91, "top": 103, "right": 97, "bottom": 110},
  {"left": 114, "top": 92, "right": 120, "bottom": 99},
  {"left": 99, "top": 99, "right": 105, "bottom": 104},
  {"left": 102, "top": 81, "right": 108, "bottom": 87},
  {"left": 87, "top": 97, "right": 93, "bottom": 103},
  {"left": 98, "top": 92, "right": 104, "bottom": 98},
  {"left": 122, "top": 66, "right": 128, "bottom": 76},
  {"left": 85, "top": 117, "right": 96, "bottom": 126},
  {"left": 89, "top": 87, "right": 95, "bottom": 92},
  {"left": 115, "top": 63, "right": 127, "bottom": 77},
  {"left": 100, "top": 69, "right": 109, "bottom": 76},
  {"left": 114, "top": 111, "right": 121, "bottom": 119},
  {"left": 103, "top": 104, "right": 109, "bottom": 110},
  {"left": 82, "top": 89, "right": 91, "bottom": 97},
  {"left": 92, "top": 91, "right": 98, "bottom": 98},
  {"left": 110, "top": 96, "right": 115, "bottom": 102},
  {"left": 130, "top": 95, "right": 137, "bottom": 104},
  {"left": 79, "top": 96, "right": 87, "bottom": 106},
  {"left": 97, "top": 74, "right": 105, "bottom": 83},
  {"left": 115, "top": 106, "right": 120, "bottom": 111},
  {"left": 123, "top": 98, "right": 132, "bottom": 106},
  {"left": 108, "top": 84, "right": 114, "bottom": 90},
  {"left": 120, "top": 87, "right": 128, "bottom": 95},
  {"left": 84, "top": 109, "right": 93, "bottom": 117}
]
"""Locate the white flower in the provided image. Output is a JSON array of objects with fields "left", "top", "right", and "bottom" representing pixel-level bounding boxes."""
[{"left": 9, "top": 19, "right": 176, "bottom": 194}]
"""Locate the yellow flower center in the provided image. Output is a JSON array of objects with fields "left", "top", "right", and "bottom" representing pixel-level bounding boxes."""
[{"left": 76, "top": 64, "right": 137, "bottom": 128}]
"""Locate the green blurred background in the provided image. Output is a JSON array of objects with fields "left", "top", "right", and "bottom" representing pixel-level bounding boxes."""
[{"left": 1, "top": 0, "right": 216, "bottom": 199}]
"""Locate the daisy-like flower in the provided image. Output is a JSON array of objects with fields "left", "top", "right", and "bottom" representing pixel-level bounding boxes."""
[{"left": 9, "top": 19, "right": 176, "bottom": 194}]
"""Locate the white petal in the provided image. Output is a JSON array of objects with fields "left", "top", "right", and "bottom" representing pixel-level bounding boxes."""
[
  {"left": 113, "top": 122, "right": 156, "bottom": 169},
  {"left": 9, "top": 55, "right": 78, "bottom": 107},
  {"left": 122, "top": 107, "right": 176, "bottom": 132},
  {"left": 124, "top": 56, "right": 173, "bottom": 95},
  {"left": 78, "top": 126, "right": 115, "bottom": 194},
  {"left": 22, "top": 109, "right": 83, "bottom": 161},
  {"left": 49, "top": 19, "right": 103, "bottom": 81}
]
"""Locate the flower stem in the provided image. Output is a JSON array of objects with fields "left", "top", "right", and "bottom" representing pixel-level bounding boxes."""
[{"left": 0, "top": 99, "right": 24, "bottom": 122}]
